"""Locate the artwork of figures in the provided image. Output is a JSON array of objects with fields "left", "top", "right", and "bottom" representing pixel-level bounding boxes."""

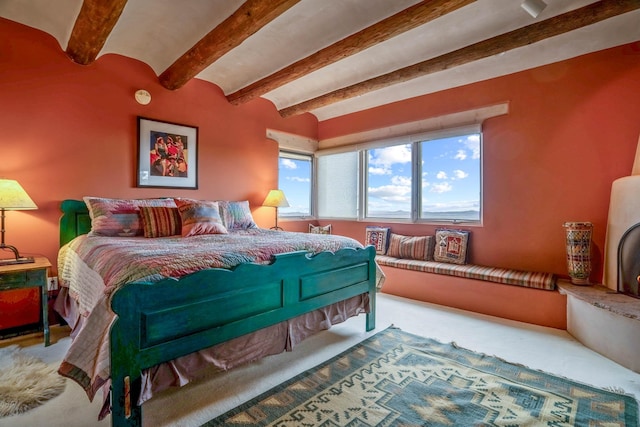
[
  {"left": 137, "top": 117, "right": 198, "bottom": 189},
  {"left": 150, "top": 132, "right": 189, "bottom": 178}
]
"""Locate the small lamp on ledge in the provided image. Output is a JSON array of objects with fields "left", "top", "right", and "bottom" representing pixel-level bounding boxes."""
[
  {"left": 262, "top": 189, "right": 289, "bottom": 231},
  {"left": 0, "top": 179, "right": 37, "bottom": 265}
]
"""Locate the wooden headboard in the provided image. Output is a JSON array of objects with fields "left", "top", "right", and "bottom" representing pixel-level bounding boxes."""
[{"left": 60, "top": 199, "right": 91, "bottom": 246}]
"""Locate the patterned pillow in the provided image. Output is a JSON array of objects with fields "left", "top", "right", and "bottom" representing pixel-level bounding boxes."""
[
  {"left": 387, "top": 233, "right": 434, "bottom": 261},
  {"left": 218, "top": 200, "right": 258, "bottom": 230},
  {"left": 83, "top": 197, "right": 177, "bottom": 236},
  {"left": 433, "top": 229, "right": 470, "bottom": 264},
  {"left": 309, "top": 224, "right": 332, "bottom": 234},
  {"left": 365, "top": 226, "right": 391, "bottom": 254},
  {"left": 175, "top": 199, "right": 228, "bottom": 237},
  {"left": 139, "top": 206, "right": 181, "bottom": 238}
]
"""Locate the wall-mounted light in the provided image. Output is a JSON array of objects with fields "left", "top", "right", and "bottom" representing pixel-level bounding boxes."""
[
  {"left": 135, "top": 89, "right": 151, "bottom": 105},
  {"left": 521, "top": 0, "right": 546, "bottom": 18}
]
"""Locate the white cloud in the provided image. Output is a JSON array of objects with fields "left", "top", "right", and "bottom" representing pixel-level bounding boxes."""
[
  {"left": 430, "top": 182, "right": 453, "bottom": 193},
  {"left": 368, "top": 166, "right": 389, "bottom": 175},
  {"left": 464, "top": 134, "right": 480, "bottom": 159},
  {"left": 369, "top": 144, "right": 411, "bottom": 169},
  {"left": 391, "top": 175, "right": 411, "bottom": 186},
  {"left": 436, "top": 171, "right": 447, "bottom": 179},
  {"left": 368, "top": 184, "right": 411, "bottom": 202},
  {"left": 454, "top": 149, "right": 467, "bottom": 160},
  {"left": 287, "top": 176, "right": 310, "bottom": 182},
  {"left": 453, "top": 169, "right": 468, "bottom": 179},
  {"left": 280, "top": 158, "right": 297, "bottom": 169}
]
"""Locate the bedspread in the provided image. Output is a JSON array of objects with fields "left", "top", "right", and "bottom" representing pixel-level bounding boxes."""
[
  {"left": 56, "top": 229, "right": 377, "bottom": 413},
  {"left": 59, "top": 229, "right": 364, "bottom": 313}
]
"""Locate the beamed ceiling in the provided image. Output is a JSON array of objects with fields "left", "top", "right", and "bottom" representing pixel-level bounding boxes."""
[{"left": 1, "top": 0, "right": 639, "bottom": 121}]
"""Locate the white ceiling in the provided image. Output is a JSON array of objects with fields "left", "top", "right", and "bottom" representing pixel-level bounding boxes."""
[{"left": 1, "top": 0, "right": 638, "bottom": 121}]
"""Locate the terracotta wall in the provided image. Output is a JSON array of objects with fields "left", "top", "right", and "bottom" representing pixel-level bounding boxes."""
[
  {"left": 2, "top": 16, "right": 640, "bottom": 329},
  {"left": 318, "top": 42, "right": 640, "bottom": 282},
  {"left": 0, "top": 18, "right": 317, "bottom": 328}
]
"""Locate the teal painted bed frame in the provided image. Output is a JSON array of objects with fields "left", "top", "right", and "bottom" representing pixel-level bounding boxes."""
[{"left": 59, "top": 200, "right": 377, "bottom": 427}]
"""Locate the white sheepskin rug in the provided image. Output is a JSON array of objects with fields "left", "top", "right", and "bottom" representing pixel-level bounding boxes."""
[{"left": 0, "top": 345, "right": 66, "bottom": 417}]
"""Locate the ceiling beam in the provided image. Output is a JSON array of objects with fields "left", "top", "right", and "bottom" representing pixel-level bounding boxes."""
[
  {"left": 159, "top": 0, "right": 299, "bottom": 91},
  {"left": 279, "top": 0, "right": 640, "bottom": 118},
  {"left": 65, "top": 0, "right": 128, "bottom": 65},
  {"left": 227, "top": 0, "right": 475, "bottom": 105}
]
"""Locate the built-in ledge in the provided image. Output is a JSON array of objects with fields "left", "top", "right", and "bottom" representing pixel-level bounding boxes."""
[
  {"left": 558, "top": 281, "right": 640, "bottom": 320},
  {"left": 558, "top": 279, "right": 640, "bottom": 373}
]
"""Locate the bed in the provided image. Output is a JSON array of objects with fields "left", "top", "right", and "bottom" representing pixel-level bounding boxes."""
[{"left": 55, "top": 198, "right": 378, "bottom": 427}]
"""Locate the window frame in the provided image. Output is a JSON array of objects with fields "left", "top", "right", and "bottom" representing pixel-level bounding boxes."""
[
  {"left": 316, "top": 124, "right": 483, "bottom": 225},
  {"left": 277, "top": 150, "right": 315, "bottom": 220}
]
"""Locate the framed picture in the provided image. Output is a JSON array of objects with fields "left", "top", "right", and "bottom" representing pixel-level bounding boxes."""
[{"left": 137, "top": 116, "right": 198, "bottom": 189}]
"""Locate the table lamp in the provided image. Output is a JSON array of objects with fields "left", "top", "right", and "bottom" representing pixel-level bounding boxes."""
[
  {"left": 262, "top": 189, "right": 289, "bottom": 231},
  {"left": 0, "top": 179, "right": 37, "bottom": 265}
]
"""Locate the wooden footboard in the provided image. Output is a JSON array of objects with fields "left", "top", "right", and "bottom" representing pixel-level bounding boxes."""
[{"left": 109, "top": 246, "right": 377, "bottom": 427}]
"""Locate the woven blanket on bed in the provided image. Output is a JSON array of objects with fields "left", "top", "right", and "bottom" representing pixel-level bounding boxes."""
[
  {"left": 56, "top": 229, "right": 369, "bottom": 406},
  {"left": 59, "top": 229, "right": 364, "bottom": 315}
]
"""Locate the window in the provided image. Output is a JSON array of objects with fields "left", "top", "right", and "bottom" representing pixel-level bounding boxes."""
[
  {"left": 278, "top": 151, "right": 312, "bottom": 218},
  {"left": 317, "top": 151, "right": 359, "bottom": 218},
  {"left": 317, "top": 127, "right": 482, "bottom": 224},
  {"left": 420, "top": 133, "right": 481, "bottom": 222},
  {"left": 366, "top": 144, "right": 412, "bottom": 219}
]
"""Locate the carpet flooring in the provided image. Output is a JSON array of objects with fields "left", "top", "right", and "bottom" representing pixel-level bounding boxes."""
[{"left": 2, "top": 294, "right": 640, "bottom": 427}]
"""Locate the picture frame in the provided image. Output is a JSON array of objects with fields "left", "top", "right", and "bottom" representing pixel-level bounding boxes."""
[{"left": 137, "top": 116, "right": 198, "bottom": 189}]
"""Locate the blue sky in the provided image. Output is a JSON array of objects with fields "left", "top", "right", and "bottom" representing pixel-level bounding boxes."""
[
  {"left": 368, "top": 133, "right": 480, "bottom": 216},
  {"left": 278, "top": 157, "right": 311, "bottom": 216}
]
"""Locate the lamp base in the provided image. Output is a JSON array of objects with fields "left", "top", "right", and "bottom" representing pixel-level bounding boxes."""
[
  {"left": 0, "top": 256, "right": 35, "bottom": 266},
  {"left": 270, "top": 226, "right": 284, "bottom": 231}
]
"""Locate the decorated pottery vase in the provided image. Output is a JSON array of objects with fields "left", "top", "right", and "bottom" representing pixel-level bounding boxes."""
[{"left": 563, "top": 222, "right": 593, "bottom": 285}]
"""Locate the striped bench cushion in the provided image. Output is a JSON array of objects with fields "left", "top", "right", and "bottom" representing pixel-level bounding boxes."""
[{"left": 376, "top": 255, "right": 556, "bottom": 290}]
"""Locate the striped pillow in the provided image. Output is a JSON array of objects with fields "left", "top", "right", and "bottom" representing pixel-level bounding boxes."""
[
  {"left": 139, "top": 207, "right": 181, "bottom": 238},
  {"left": 175, "top": 199, "right": 228, "bottom": 237},
  {"left": 387, "top": 233, "right": 434, "bottom": 261},
  {"left": 84, "top": 197, "right": 177, "bottom": 236}
]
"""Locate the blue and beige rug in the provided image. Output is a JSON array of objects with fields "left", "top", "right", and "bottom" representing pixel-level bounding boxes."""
[{"left": 205, "top": 327, "right": 638, "bottom": 426}]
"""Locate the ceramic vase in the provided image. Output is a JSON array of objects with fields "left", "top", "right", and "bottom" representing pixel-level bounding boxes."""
[{"left": 563, "top": 221, "right": 593, "bottom": 285}]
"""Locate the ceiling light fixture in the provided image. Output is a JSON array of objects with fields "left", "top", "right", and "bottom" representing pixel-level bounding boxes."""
[{"left": 521, "top": 0, "right": 547, "bottom": 18}]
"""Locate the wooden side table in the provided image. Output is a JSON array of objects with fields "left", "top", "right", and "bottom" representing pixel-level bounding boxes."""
[{"left": 0, "top": 256, "right": 51, "bottom": 346}]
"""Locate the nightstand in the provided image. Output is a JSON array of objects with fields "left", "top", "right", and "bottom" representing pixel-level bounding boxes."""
[{"left": 0, "top": 256, "right": 51, "bottom": 346}]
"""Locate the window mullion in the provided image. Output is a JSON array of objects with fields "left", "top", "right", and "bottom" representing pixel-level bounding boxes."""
[{"left": 412, "top": 142, "right": 421, "bottom": 222}]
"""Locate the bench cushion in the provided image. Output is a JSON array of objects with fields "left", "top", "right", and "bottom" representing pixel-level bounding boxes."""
[{"left": 376, "top": 255, "right": 556, "bottom": 290}]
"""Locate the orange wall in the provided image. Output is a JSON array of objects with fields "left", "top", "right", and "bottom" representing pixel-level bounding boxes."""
[
  {"left": 2, "top": 16, "right": 640, "bottom": 328},
  {"left": 0, "top": 17, "right": 317, "bottom": 266},
  {"left": 319, "top": 42, "right": 640, "bottom": 283},
  {"left": 0, "top": 18, "right": 317, "bottom": 327}
]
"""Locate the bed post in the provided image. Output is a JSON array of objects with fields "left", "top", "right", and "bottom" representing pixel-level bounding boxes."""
[
  {"left": 366, "top": 246, "right": 377, "bottom": 331},
  {"left": 110, "top": 294, "right": 143, "bottom": 427}
]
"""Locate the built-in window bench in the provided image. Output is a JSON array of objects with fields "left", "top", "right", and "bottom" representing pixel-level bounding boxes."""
[
  {"left": 558, "top": 281, "right": 640, "bottom": 373},
  {"left": 376, "top": 255, "right": 567, "bottom": 329}
]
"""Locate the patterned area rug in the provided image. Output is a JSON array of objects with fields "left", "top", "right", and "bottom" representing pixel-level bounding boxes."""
[{"left": 205, "top": 327, "right": 639, "bottom": 426}]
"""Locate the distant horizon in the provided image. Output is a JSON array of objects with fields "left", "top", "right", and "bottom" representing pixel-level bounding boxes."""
[{"left": 280, "top": 209, "right": 480, "bottom": 221}]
